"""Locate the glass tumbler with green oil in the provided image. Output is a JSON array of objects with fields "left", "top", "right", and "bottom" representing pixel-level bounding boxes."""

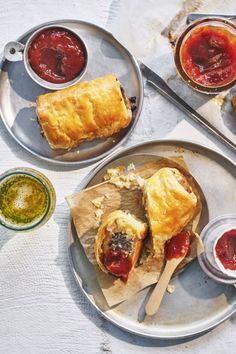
[{"left": 0, "top": 167, "right": 56, "bottom": 231}]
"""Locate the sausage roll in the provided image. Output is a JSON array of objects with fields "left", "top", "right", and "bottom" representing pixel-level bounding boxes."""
[
  {"left": 36, "top": 74, "right": 132, "bottom": 150},
  {"left": 95, "top": 210, "right": 147, "bottom": 282},
  {"left": 143, "top": 167, "right": 197, "bottom": 258}
]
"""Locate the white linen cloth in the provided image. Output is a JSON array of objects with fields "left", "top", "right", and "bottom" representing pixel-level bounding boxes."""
[{"left": 0, "top": 1, "right": 235, "bottom": 353}]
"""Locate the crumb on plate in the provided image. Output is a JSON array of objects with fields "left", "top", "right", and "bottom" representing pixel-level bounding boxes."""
[{"left": 167, "top": 284, "right": 175, "bottom": 294}]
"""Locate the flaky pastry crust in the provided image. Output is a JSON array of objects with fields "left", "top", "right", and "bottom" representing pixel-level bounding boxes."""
[
  {"left": 143, "top": 167, "right": 198, "bottom": 258},
  {"left": 36, "top": 75, "right": 132, "bottom": 149}
]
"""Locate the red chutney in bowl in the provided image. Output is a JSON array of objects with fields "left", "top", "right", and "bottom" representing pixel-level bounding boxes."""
[
  {"left": 180, "top": 25, "right": 236, "bottom": 88},
  {"left": 28, "top": 27, "right": 86, "bottom": 84},
  {"left": 215, "top": 229, "right": 236, "bottom": 271}
]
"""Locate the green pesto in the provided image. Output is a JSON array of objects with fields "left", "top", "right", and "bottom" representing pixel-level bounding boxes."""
[{"left": 0, "top": 175, "right": 48, "bottom": 224}]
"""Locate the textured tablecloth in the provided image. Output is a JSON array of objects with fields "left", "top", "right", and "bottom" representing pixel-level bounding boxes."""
[{"left": 0, "top": 1, "right": 235, "bottom": 353}]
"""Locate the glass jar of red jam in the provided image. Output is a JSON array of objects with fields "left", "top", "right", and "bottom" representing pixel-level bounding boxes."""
[
  {"left": 174, "top": 18, "right": 236, "bottom": 93},
  {"left": 198, "top": 214, "right": 236, "bottom": 284},
  {"left": 24, "top": 25, "right": 88, "bottom": 90}
]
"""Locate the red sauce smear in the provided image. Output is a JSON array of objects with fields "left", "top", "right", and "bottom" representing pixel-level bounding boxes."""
[
  {"left": 102, "top": 249, "right": 132, "bottom": 283},
  {"left": 165, "top": 231, "right": 190, "bottom": 260},
  {"left": 180, "top": 25, "right": 236, "bottom": 87},
  {"left": 28, "top": 28, "right": 86, "bottom": 84},
  {"left": 215, "top": 229, "right": 236, "bottom": 271}
]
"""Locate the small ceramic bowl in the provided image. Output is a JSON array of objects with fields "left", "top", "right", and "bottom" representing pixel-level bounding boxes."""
[
  {"left": 0, "top": 167, "right": 56, "bottom": 231},
  {"left": 174, "top": 17, "right": 236, "bottom": 94},
  {"left": 4, "top": 25, "right": 88, "bottom": 90},
  {"left": 198, "top": 214, "right": 236, "bottom": 284}
]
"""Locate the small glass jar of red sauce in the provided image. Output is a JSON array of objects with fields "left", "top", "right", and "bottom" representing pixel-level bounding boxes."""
[
  {"left": 24, "top": 25, "right": 88, "bottom": 90},
  {"left": 198, "top": 214, "right": 236, "bottom": 284},
  {"left": 174, "top": 18, "right": 236, "bottom": 94}
]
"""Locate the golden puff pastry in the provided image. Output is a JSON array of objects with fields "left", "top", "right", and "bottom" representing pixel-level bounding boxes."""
[
  {"left": 143, "top": 167, "right": 197, "bottom": 258},
  {"left": 36, "top": 74, "right": 132, "bottom": 150},
  {"left": 95, "top": 210, "right": 147, "bottom": 282}
]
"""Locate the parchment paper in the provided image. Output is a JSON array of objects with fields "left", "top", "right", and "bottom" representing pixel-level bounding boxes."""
[{"left": 66, "top": 157, "right": 205, "bottom": 307}]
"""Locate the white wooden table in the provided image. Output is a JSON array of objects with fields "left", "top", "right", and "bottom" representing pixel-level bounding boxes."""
[{"left": 0, "top": 1, "right": 235, "bottom": 353}]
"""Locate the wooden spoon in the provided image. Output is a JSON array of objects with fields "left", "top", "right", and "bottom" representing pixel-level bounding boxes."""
[
  {"left": 145, "top": 231, "right": 190, "bottom": 317},
  {"left": 145, "top": 256, "right": 185, "bottom": 316}
]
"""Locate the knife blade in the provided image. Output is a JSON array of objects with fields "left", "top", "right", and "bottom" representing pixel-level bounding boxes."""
[{"left": 139, "top": 61, "right": 236, "bottom": 152}]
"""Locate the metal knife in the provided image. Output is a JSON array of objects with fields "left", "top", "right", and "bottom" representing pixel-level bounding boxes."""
[{"left": 139, "top": 61, "right": 236, "bottom": 152}]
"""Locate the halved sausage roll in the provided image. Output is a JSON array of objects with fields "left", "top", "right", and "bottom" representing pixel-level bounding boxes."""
[
  {"left": 143, "top": 167, "right": 198, "bottom": 258},
  {"left": 95, "top": 210, "right": 147, "bottom": 282}
]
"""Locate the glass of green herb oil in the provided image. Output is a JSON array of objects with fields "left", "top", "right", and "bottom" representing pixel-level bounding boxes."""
[{"left": 0, "top": 168, "right": 56, "bottom": 231}]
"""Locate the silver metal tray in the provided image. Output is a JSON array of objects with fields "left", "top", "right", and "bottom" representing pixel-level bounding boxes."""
[
  {"left": 68, "top": 139, "right": 236, "bottom": 339},
  {"left": 0, "top": 20, "right": 143, "bottom": 166}
]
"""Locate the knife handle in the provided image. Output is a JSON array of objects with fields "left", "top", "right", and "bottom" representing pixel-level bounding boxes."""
[{"left": 146, "top": 78, "right": 236, "bottom": 152}]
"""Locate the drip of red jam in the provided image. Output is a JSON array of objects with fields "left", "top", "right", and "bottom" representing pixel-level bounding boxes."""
[
  {"left": 215, "top": 229, "right": 236, "bottom": 271},
  {"left": 180, "top": 25, "right": 236, "bottom": 87},
  {"left": 28, "top": 28, "right": 86, "bottom": 84},
  {"left": 165, "top": 231, "right": 190, "bottom": 260},
  {"left": 102, "top": 249, "right": 132, "bottom": 283}
]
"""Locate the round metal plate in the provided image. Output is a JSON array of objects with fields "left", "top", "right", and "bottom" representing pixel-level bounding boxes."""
[
  {"left": 68, "top": 139, "right": 236, "bottom": 339},
  {"left": 0, "top": 20, "right": 143, "bottom": 166}
]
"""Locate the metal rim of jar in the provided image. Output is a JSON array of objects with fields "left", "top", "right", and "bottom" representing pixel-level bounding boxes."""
[
  {"left": 0, "top": 167, "right": 56, "bottom": 231},
  {"left": 174, "top": 17, "right": 236, "bottom": 94},
  {"left": 23, "top": 25, "right": 88, "bottom": 90}
]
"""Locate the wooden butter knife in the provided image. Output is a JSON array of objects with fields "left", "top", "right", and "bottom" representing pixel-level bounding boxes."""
[{"left": 145, "top": 231, "right": 190, "bottom": 317}]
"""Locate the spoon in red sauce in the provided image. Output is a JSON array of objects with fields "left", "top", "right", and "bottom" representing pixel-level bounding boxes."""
[{"left": 145, "top": 231, "right": 190, "bottom": 316}]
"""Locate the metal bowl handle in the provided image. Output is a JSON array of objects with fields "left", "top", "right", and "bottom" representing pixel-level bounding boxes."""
[{"left": 4, "top": 41, "right": 25, "bottom": 62}]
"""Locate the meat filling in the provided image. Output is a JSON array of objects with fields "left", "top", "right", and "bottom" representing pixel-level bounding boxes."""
[
  {"left": 120, "top": 84, "right": 137, "bottom": 112},
  {"left": 108, "top": 232, "right": 133, "bottom": 254}
]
